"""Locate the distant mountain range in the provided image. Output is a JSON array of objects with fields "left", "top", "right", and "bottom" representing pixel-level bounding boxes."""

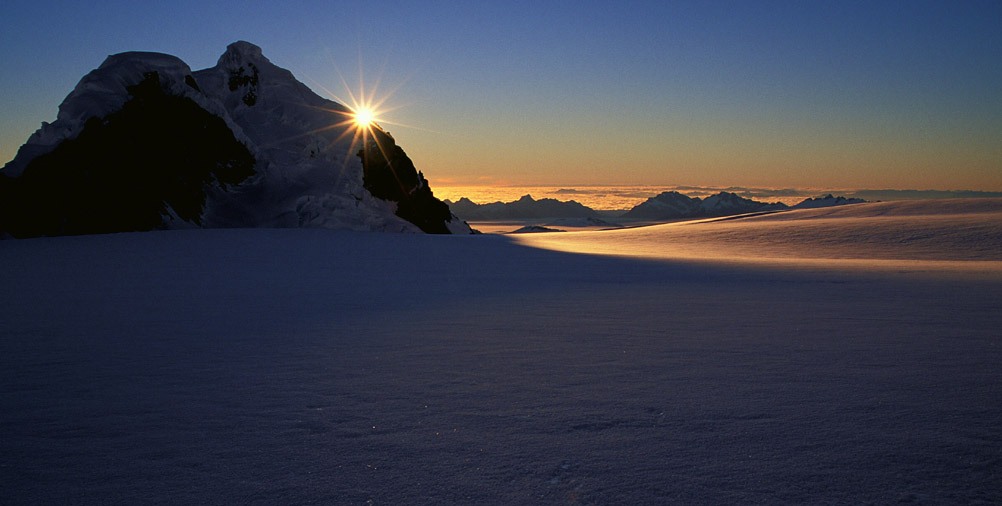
[
  {"left": 622, "top": 191, "right": 783, "bottom": 220},
  {"left": 791, "top": 194, "right": 867, "bottom": 209},
  {"left": 0, "top": 41, "right": 470, "bottom": 238},
  {"left": 446, "top": 195, "right": 598, "bottom": 220},
  {"left": 448, "top": 192, "right": 865, "bottom": 223}
]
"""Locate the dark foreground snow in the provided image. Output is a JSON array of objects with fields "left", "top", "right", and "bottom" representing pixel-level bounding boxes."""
[{"left": 2, "top": 200, "right": 1001, "bottom": 504}]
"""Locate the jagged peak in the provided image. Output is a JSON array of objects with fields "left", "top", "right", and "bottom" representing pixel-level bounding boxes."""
[
  {"left": 651, "top": 191, "right": 695, "bottom": 201},
  {"left": 712, "top": 191, "right": 741, "bottom": 199}
]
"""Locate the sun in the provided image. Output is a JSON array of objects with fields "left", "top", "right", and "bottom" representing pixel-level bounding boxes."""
[
  {"left": 306, "top": 62, "right": 421, "bottom": 167},
  {"left": 352, "top": 107, "right": 376, "bottom": 128}
]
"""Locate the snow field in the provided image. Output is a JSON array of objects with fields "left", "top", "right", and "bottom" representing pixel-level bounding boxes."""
[
  {"left": 2, "top": 199, "right": 1001, "bottom": 503},
  {"left": 517, "top": 199, "right": 1002, "bottom": 273}
]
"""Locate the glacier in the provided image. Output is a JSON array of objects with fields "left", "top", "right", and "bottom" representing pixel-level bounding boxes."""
[{"left": 1, "top": 199, "right": 1001, "bottom": 503}]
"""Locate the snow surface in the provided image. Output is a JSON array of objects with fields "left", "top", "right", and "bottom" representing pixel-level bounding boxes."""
[
  {"left": 2, "top": 199, "right": 1001, "bottom": 503},
  {"left": 518, "top": 199, "right": 1002, "bottom": 274}
]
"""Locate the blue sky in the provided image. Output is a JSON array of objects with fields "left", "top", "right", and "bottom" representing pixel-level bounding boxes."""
[{"left": 2, "top": 0, "right": 1000, "bottom": 189}]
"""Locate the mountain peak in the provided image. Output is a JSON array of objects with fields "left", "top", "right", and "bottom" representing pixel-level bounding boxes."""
[
  {"left": 623, "top": 190, "right": 788, "bottom": 220},
  {"left": 792, "top": 194, "right": 866, "bottom": 209},
  {"left": 0, "top": 42, "right": 470, "bottom": 237},
  {"left": 219, "top": 41, "right": 266, "bottom": 65}
]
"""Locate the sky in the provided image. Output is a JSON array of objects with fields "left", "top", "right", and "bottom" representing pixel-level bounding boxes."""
[{"left": 1, "top": 0, "right": 1000, "bottom": 190}]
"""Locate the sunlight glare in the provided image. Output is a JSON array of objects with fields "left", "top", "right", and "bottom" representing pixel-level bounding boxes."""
[
  {"left": 353, "top": 107, "right": 376, "bottom": 129},
  {"left": 304, "top": 55, "right": 426, "bottom": 173}
]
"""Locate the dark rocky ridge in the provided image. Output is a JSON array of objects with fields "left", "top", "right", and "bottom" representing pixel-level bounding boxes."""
[{"left": 359, "top": 128, "right": 453, "bottom": 234}]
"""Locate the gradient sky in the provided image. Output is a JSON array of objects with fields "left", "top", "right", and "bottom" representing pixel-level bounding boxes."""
[{"left": 2, "top": 0, "right": 1000, "bottom": 190}]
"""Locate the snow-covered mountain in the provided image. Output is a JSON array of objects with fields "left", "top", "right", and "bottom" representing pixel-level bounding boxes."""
[
  {"left": 620, "top": 191, "right": 702, "bottom": 220},
  {"left": 622, "top": 191, "right": 787, "bottom": 220},
  {"left": 0, "top": 41, "right": 471, "bottom": 238}
]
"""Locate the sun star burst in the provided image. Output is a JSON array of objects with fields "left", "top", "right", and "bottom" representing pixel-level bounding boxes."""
[
  {"left": 304, "top": 60, "right": 424, "bottom": 177},
  {"left": 352, "top": 107, "right": 376, "bottom": 129}
]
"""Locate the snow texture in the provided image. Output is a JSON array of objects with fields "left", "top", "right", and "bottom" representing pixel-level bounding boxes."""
[{"left": 2, "top": 199, "right": 1001, "bottom": 504}]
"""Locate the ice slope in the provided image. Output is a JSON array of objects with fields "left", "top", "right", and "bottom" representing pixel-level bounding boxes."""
[
  {"left": 518, "top": 198, "right": 1002, "bottom": 273},
  {"left": 2, "top": 199, "right": 1001, "bottom": 503}
]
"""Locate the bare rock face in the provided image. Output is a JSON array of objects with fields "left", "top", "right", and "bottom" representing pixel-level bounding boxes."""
[{"left": 358, "top": 128, "right": 455, "bottom": 234}]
